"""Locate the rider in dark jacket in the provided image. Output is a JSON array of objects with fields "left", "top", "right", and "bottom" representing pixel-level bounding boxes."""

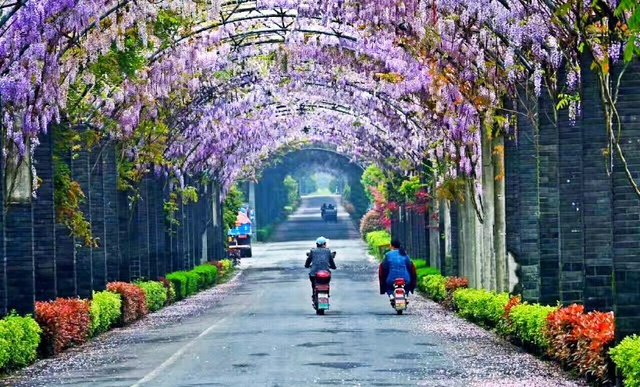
[{"left": 305, "top": 236, "right": 337, "bottom": 290}]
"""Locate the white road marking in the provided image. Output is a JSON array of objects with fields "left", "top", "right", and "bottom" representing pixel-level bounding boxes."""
[{"left": 130, "top": 285, "right": 263, "bottom": 387}]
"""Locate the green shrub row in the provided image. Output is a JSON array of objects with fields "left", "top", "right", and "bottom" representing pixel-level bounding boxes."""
[
  {"left": 419, "top": 274, "right": 447, "bottom": 302},
  {"left": 415, "top": 270, "right": 640, "bottom": 387},
  {"left": 89, "top": 290, "right": 122, "bottom": 336},
  {"left": 193, "top": 265, "right": 218, "bottom": 289},
  {"left": 364, "top": 230, "right": 391, "bottom": 260},
  {"left": 452, "top": 288, "right": 510, "bottom": 328},
  {"left": 507, "top": 303, "right": 557, "bottom": 351},
  {"left": 134, "top": 281, "right": 168, "bottom": 312},
  {"left": 610, "top": 335, "right": 640, "bottom": 387},
  {"left": 0, "top": 313, "right": 41, "bottom": 371},
  {"left": 0, "top": 259, "right": 234, "bottom": 375}
]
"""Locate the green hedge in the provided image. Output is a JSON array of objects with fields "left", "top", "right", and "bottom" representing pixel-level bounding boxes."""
[
  {"left": 365, "top": 230, "right": 391, "bottom": 260},
  {"left": 507, "top": 303, "right": 557, "bottom": 351},
  {"left": 420, "top": 274, "right": 447, "bottom": 302},
  {"left": 610, "top": 335, "right": 640, "bottom": 387},
  {"left": 135, "top": 281, "right": 168, "bottom": 312},
  {"left": 166, "top": 272, "right": 189, "bottom": 300},
  {"left": 184, "top": 271, "right": 199, "bottom": 295},
  {"left": 0, "top": 313, "right": 41, "bottom": 371},
  {"left": 89, "top": 291, "right": 122, "bottom": 336},
  {"left": 452, "top": 288, "right": 509, "bottom": 328},
  {"left": 413, "top": 260, "right": 428, "bottom": 270},
  {"left": 416, "top": 266, "right": 441, "bottom": 278},
  {"left": 192, "top": 265, "right": 218, "bottom": 289}
]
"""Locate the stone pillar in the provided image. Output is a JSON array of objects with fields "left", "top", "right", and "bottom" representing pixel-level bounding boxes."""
[
  {"left": 103, "top": 144, "right": 120, "bottom": 283},
  {"left": 514, "top": 92, "right": 542, "bottom": 302},
  {"left": 71, "top": 146, "right": 92, "bottom": 299},
  {"left": 611, "top": 61, "right": 640, "bottom": 341},
  {"left": 33, "top": 132, "right": 57, "bottom": 301},
  {"left": 558, "top": 104, "right": 586, "bottom": 306},
  {"left": 90, "top": 146, "right": 107, "bottom": 291},
  {"left": 537, "top": 91, "right": 561, "bottom": 305},
  {"left": 581, "top": 57, "right": 614, "bottom": 312}
]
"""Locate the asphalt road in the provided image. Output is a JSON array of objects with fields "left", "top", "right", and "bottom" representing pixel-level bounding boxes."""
[
  {"left": 269, "top": 195, "right": 360, "bottom": 242},
  {"left": 3, "top": 195, "right": 584, "bottom": 387}
]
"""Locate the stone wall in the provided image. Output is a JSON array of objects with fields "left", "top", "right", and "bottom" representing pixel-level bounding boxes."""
[
  {"left": 393, "top": 60, "right": 640, "bottom": 342},
  {"left": 0, "top": 134, "right": 226, "bottom": 316}
]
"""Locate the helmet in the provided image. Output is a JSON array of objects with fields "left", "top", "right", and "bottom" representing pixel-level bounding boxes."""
[{"left": 316, "top": 236, "right": 327, "bottom": 245}]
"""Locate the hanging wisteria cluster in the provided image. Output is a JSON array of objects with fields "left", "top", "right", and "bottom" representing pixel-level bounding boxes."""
[{"left": 0, "top": 0, "right": 636, "bottom": 193}]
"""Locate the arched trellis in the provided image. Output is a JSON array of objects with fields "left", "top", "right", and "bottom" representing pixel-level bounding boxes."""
[
  {"left": 0, "top": 0, "right": 499, "bottom": 192},
  {"left": 254, "top": 146, "right": 370, "bottom": 229},
  {"left": 168, "top": 84, "right": 430, "bottom": 176}
]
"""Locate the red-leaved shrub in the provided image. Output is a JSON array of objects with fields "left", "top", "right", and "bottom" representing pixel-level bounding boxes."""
[
  {"left": 106, "top": 282, "right": 148, "bottom": 325},
  {"left": 443, "top": 276, "right": 468, "bottom": 309},
  {"left": 545, "top": 304, "right": 585, "bottom": 365},
  {"left": 35, "top": 298, "right": 91, "bottom": 356},
  {"left": 359, "top": 210, "right": 384, "bottom": 237},
  {"left": 544, "top": 304, "right": 615, "bottom": 384},
  {"left": 445, "top": 276, "right": 469, "bottom": 292},
  {"left": 503, "top": 295, "right": 522, "bottom": 320}
]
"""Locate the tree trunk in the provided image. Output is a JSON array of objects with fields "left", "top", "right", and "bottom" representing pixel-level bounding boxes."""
[{"left": 494, "top": 135, "right": 508, "bottom": 292}]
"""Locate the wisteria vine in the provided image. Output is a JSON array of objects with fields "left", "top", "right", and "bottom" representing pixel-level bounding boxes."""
[{"left": 0, "top": 0, "right": 637, "bottom": 198}]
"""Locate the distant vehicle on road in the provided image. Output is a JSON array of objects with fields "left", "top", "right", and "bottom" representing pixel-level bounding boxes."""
[
  {"left": 321, "top": 203, "right": 338, "bottom": 223},
  {"left": 228, "top": 209, "right": 252, "bottom": 257}
]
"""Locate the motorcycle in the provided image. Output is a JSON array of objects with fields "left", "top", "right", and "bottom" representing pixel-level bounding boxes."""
[
  {"left": 389, "top": 278, "right": 408, "bottom": 315},
  {"left": 312, "top": 270, "right": 331, "bottom": 315}
]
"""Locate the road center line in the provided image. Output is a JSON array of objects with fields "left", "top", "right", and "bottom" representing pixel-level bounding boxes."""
[{"left": 130, "top": 284, "right": 261, "bottom": 387}]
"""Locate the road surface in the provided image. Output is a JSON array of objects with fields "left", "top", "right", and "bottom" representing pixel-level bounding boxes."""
[{"left": 2, "top": 196, "right": 584, "bottom": 387}]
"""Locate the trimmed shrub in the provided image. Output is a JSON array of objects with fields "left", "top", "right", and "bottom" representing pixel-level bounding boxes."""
[
  {"left": 166, "top": 271, "right": 188, "bottom": 300},
  {"left": 420, "top": 274, "right": 447, "bottom": 302},
  {"left": 135, "top": 281, "right": 168, "bottom": 312},
  {"left": 359, "top": 210, "right": 384, "bottom": 237},
  {"left": 0, "top": 313, "right": 41, "bottom": 371},
  {"left": 206, "top": 260, "right": 232, "bottom": 278},
  {"left": 412, "top": 260, "right": 427, "bottom": 270},
  {"left": 365, "top": 230, "right": 391, "bottom": 260},
  {"left": 184, "top": 271, "right": 200, "bottom": 295},
  {"left": 506, "top": 303, "right": 557, "bottom": 352},
  {"left": 544, "top": 304, "right": 585, "bottom": 367},
  {"left": 544, "top": 304, "right": 615, "bottom": 384},
  {"left": 443, "top": 276, "right": 469, "bottom": 308},
  {"left": 157, "top": 276, "right": 176, "bottom": 305},
  {"left": 453, "top": 289, "right": 510, "bottom": 328},
  {"left": 610, "top": 335, "right": 640, "bottom": 387},
  {"left": 106, "top": 282, "right": 148, "bottom": 325},
  {"left": 192, "top": 265, "right": 218, "bottom": 289},
  {"left": 219, "top": 259, "right": 232, "bottom": 275},
  {"left": 89, "top": 291, "right": 122, "bottom": 336},
  {"left": 416, "top": 266, "right": 441, "bottom": 278},
  {"left": 35, "top": 298, "right": 91, "bottom": 356}
]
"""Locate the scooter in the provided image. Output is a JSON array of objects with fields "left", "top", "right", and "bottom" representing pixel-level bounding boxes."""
[
  {"left": 389, "top": 278, "right": 408, "bottom": 315},
  {"left": 312, "top": 270, "right": 331, "bottom": 315}
]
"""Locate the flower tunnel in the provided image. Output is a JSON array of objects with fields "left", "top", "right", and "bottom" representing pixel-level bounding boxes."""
[{"left": 0, "top": 0, "right": 639, "bottom": 346}]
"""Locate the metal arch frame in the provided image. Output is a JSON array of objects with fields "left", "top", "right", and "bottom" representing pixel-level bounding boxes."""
[
  {"left": 184, "top": 91, "right": 424, "bottom": 165},
  {"left": 183, "top": 69, "right": 427, "bottom": 135},
  {"left": 263, "top": 146, "right": 367, "bottom": 175},
  {"left": 150, "top": 2, "right": 358, "bottom": 63},
  {"left": 170, "top": 76, "right": 427, "bottom": 166}
]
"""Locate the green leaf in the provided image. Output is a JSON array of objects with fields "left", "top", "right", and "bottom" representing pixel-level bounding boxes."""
[{"left": 624, "top": 36, "right": 637, "bottom": 63}]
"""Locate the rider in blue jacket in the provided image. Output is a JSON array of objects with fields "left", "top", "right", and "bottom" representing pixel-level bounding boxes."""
[{"left": 379, "top": 239, "right": 416, "bottom": 295}]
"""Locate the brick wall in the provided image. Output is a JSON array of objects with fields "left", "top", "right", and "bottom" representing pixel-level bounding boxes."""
[{"left": 0, "top": 136, "right": 224, "bottom": 314}]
